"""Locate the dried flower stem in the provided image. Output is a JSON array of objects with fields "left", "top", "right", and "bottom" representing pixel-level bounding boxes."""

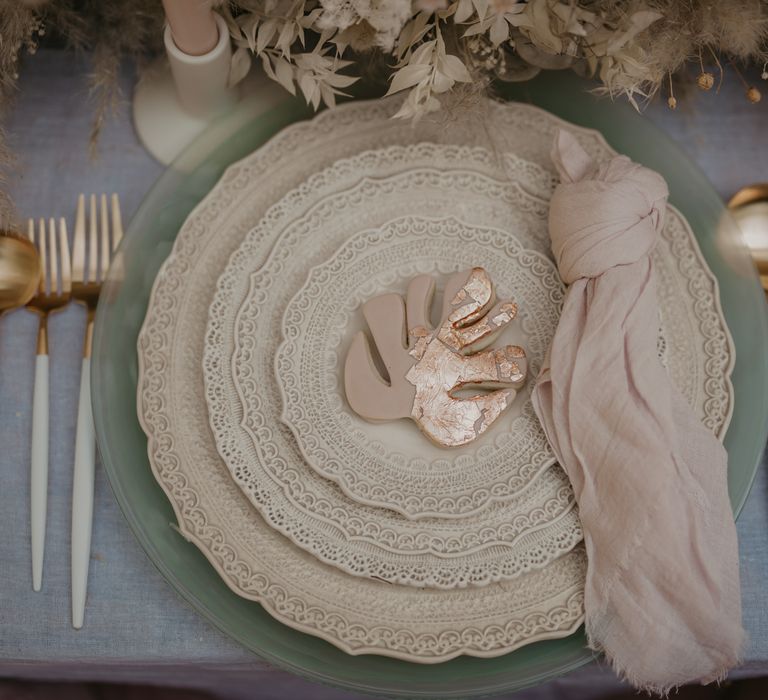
[
  {"left": 667, "top": 71, "right": 676, "bottom": 109},
  {"left": 707, "top": 45, "right": 725, "bottom": 94},
  {"left": 729, "top": 60, "right": 750, "bottom": 88}
]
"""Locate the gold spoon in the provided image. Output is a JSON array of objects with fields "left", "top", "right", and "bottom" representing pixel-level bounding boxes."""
[
  {"left": 728, "top": 184, "right": 768, "bottom": 292},
  {"left": 0, "top": 230, "right": 41, "bottom": 314}
]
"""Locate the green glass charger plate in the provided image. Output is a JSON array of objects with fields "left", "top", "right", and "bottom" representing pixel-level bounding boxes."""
[{"left": 92, "top": 72, "right": 768, "bottom": 699}]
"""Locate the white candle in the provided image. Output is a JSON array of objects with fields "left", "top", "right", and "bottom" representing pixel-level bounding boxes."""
[{"left": 162, "top": 0, "right": 218, "bottom": 56}]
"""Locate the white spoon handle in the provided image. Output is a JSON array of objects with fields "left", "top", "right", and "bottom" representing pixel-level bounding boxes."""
[{"left": 30, "top": 353, "right": 49, "bottom": 592}]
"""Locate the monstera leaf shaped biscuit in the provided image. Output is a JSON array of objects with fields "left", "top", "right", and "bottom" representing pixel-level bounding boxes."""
[{"left": 344, "top": 267, "right": 527, "bottom": 447}]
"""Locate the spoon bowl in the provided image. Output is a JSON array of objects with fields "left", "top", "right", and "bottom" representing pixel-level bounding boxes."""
[
  {"left": 0, "top": 232, "right": 40, "bottom": 314},
  {"left": 728, "top": 184, "right": 768, "bottom": 292}
]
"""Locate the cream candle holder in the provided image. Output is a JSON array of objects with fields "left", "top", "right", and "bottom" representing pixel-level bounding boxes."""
[{"left": 133, "top": 13, "right": 280, "bottom": 165}]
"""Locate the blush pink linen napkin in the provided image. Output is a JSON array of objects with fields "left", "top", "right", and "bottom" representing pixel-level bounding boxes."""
[{"left": 531, "top": 130, "right": 743, "bottom": 693}]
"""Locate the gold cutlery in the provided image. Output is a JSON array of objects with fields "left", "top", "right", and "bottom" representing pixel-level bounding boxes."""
[
  {"left": 728, "top": 184, "right": 768, "bottom": 292},
  {"left": 0, "top": 230, "right": 40, "bottom": 315},
  {"left": 71, "top": 193, "right": 122, "bottom": 629},
  {"left": 26, "top": 218, "right": 72, "bottom": 592}
]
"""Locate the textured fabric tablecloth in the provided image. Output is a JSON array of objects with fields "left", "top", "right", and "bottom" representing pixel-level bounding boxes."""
[{"left": 0, "top": 50, "right": 766, "bottom": 700}]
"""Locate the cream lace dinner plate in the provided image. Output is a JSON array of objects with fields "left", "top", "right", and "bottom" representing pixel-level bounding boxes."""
[
  {"left": 273, "top": 208, "right": 731, "bottom": 519},
  {"left": 138, "top": 96, "right": 732, "bottom": 662},
  {"left": 270, "top": 196, "right": 733, "bottom": 521},
  {"left": 206, "top": 147, "right": 733, "bottom": 589},
  {"left": 275, "top": 215, "right": 564, "bottom": 521},
  {"left": 205, "top": 162, "right": 583, "bottom": 589}
]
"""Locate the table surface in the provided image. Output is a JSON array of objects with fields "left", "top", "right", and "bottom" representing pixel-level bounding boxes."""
[{"left": 1, "top": 49, "right": 766, "bottom": 700}]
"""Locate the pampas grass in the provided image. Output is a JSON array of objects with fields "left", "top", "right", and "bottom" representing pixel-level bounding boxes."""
[{"left": 0, "top": 0, "right": 164, "bottom": 225}]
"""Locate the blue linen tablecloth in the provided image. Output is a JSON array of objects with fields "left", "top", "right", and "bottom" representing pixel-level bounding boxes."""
[{"left": 0, "top": 50, "right": 766, "bottom": 700}]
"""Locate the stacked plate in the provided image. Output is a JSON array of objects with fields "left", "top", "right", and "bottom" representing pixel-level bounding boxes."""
[{"left": 137, "top": 97, "right": 733, "bottom": 662}]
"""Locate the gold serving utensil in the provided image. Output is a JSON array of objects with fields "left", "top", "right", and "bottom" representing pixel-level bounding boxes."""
[
  {"left": 0, "top": 230, "right": 40, "bottom": 315},
  {"left": 26, "top": 217, "right": 72, "bottom": 592},
  {"left": 728, "top": 184, "right": 768, "bottom": 292},
  {"left": 70, "top": 193, "right": 122, "bottom": 629}
]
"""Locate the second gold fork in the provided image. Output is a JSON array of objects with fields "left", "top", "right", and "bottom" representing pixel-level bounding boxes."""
[{"left": 70, "top": 193, "right": 122, "bottom": 629}]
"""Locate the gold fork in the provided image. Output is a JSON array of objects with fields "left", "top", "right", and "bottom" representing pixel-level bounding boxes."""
[
  {"left": 71, "top": 193, "right": 123, "bottom": 629},
  {"left": 26, "top": 217, "right": 71, "bottom": 592}
]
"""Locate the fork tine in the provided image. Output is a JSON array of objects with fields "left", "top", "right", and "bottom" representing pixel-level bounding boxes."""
[
  {"left": 88, "top": 194, "right": 97, "bottom": 283},
  {"left": 100, "top": 194, "right": 109, "bottom": 280},
  {"left": 111, "top": 194, "right": 123, "bottom": 253},
  {"left": 48, "top": 217, "right": 58, "bottom": 295},
  {"left": 38, "top": 218, "right": 47, "bottom": 295},
  {"left": 60, "top": 218, "right": 72, "bottom": 295},
  {"left": 27, "top": 218, "right": 34, "bottom": 244},
  {"left": 73, "top": 194, "right": 86, "bottom": 284}
]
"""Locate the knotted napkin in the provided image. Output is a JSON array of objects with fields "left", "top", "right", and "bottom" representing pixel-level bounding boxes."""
[{"left": 531, "top": 130, "right": 743, "bottom": 693}]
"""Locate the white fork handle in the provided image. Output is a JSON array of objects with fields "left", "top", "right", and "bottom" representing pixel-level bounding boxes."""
[
  {"left": 31, "top": 354, "right": 49, "bottom": 592},
  {"left": 71, "top": 357, "right": 95, "bottom": 630}
]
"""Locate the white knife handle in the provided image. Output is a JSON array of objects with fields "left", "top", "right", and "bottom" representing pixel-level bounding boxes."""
[
  {"left": 30, "top": 353, "right": 49, "bottom": 592},
  {"left": 71, "top": 357, "right": 95, "bottom": 629}
]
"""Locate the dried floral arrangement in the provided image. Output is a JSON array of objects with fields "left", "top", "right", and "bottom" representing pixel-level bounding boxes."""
[
  {"left": 0, "top": 0, "right": 767, "bottom": 222},
  {"left": 223, "top": 0, "right": 768, "bottom": 116}
]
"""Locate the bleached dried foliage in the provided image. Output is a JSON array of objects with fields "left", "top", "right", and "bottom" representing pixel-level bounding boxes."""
[
  {"left": 0, "top": 0, "right": 766, "bottom": 222},
  {"left": 0, "top": 0, "right": 763, "bottom": 129},
  {"left": 224, "top": 0, "right": 768, "bottom": 115}
]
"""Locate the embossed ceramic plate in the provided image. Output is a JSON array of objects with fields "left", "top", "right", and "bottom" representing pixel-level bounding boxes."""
[
  {"left": 275, "top": 216, "right": 565, "bottom": 521},
  {"left": 272, "top": 208, "right": 731, "bottom": 520},
  {"left": 134, "top": 94, "right": 735, "bottom": 665},
  {"left": 138, "top": 104, "right": 594, "bottom": 662},
  {"left": 269, "top": 191, "right": 734, "bottom": 522},
  {"left": 205, "top": 163, "right": 583, "bottom": 589},
  {"left": 206, "top": 148, "right": 732, "bottom": 588}
]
